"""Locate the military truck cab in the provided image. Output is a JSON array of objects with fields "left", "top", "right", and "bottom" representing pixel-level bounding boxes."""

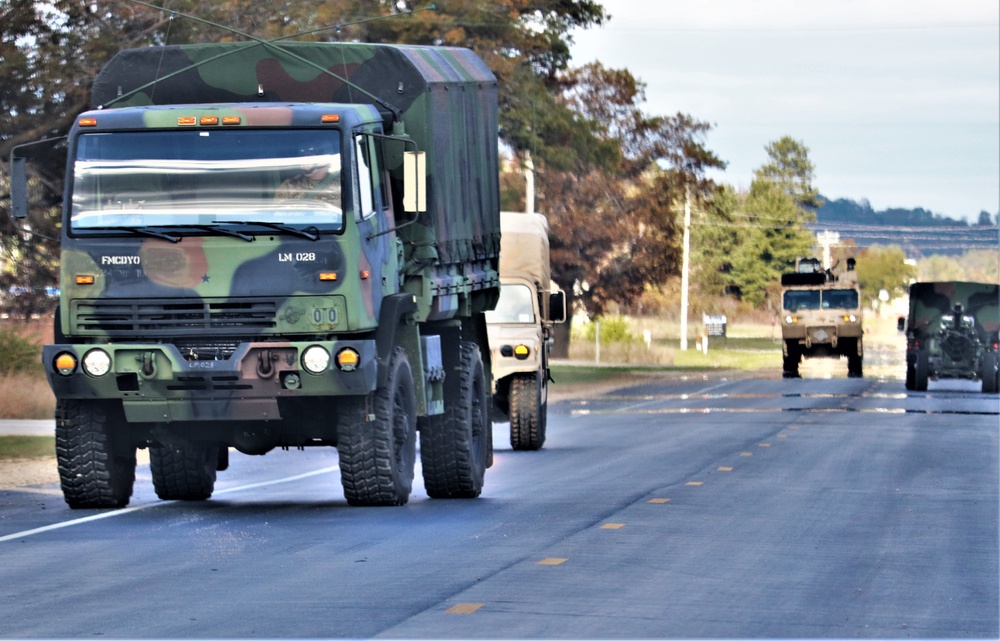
[
  {"left": 10, "top": 42, "right": 501, "bottom": 509},
  {"left": 487, "top": 212, "right": 565, "bottom": 450},
  {"left": 780, "top": 257, "right": 864, "bottom": 378}
]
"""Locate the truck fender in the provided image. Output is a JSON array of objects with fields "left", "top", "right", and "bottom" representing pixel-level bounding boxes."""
[{"left": 374, "top": 294, "right": 418, "bottom": 390}]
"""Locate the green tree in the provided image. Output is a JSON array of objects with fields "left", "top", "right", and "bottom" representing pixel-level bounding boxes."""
[
  {"left": 755, "top": 136, "right": 821, "bottom": 210},
  {"left": 856, "top": 245, "right": 916, "bottom": 305},
  {"left": 726, "top": 178, "right": 815, "bottom": 308},
  {"left": 918, "top": 255, "right": 965, "bottom": 282}
]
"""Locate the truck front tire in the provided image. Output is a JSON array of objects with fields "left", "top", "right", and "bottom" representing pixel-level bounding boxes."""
[
  {"left": 337, "top": 347, "right": 416, "bottom": 506},
  {"left": 150, "top": 445, "right": 219, "bottom": 501},
  {"left": 509, "top": 373, "right": 546, "bottom": 451},
  {"left": 782, "top": 341, "right": 801, "bottom": 378},
  {"left": 421, "top": 342, "right": 488, "bottom": 498},
  {"left": 55, "top": 400, "right": 136, "bottom": 509}
]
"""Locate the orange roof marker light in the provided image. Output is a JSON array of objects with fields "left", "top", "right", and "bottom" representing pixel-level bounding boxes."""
[
  {"left": 78, "top": 118, "right": 98, "bottom": 127},
  {"left": 200, "top": 116, "right": 220, "bottom": 126},
  {"left": 178, "top": 117, "right": 197, "bottom": 126},
  {"left": 319, "top": 272, "right": 338, "bottom": 282},
  {"left": 75, "top": 275, "right": 96, "bottom": 285},
  {"left": 222, "top": 116, "right": 242, "bottom": 125},
  {"left": 321, "top": 114, "right": 340, "bottom": 124}
]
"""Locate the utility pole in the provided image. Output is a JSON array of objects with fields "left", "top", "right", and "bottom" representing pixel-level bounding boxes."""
[{"left": 679, "top": 182, "right": 691, "bottom": 351}]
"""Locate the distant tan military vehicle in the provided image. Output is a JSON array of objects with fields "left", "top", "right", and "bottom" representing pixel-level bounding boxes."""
[
  {"left": 780, "top": 257, "right": 864, "bottom": 378},
  {"left": 487, "top": 212, "right": 566, "bottom": 450}
]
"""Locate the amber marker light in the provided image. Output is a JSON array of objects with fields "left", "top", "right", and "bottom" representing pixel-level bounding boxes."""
[
  {"left": 178, "top": 117, "right": 197, "bottom": 126},
  {"left": 75, "top": 275, "right": 95, "bottom": 285},
  {"left": 513, "top": 344, "right": 531, "bottom": 360},
  {"left": 54, "top": 352, "right": 77, "bottom": 376},
  {"left": 222, "top": 116, "right": 242, "bottom": 125},
  {"left": 78, "top": 118, "right": 98, "bottom": 127},
  {"left": 200, "top": 116, "right": 220, "bottom": 126},
  {"left": 360, "top": 270, "right": 371, "bottom": 280},
  {"left": 336, "top": 348, "right": 360, "bottom": 372},
  {"left": 321, "top": 114, "right": 340, "bottom": 123},
  {"left": 319, "top": 272, "right": 338, "bottom": 282}
]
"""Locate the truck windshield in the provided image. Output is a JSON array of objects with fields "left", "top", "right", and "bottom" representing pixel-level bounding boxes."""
[
  {"left": 70, "top": 129, "right": 343, "bottom": 232},
  {"left": 823, "top": 289, "right": 859, "bottom": 309},
  {"left": 486, "top": 283, "right": 536, "bottom": 324},
  {"left": 783, "top": 290, "right": 821, "bottom": 311}
]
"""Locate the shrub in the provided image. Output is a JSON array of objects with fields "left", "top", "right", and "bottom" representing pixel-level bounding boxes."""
[{"left": 0, "top": 327, "right": 42, "bottom": 375}]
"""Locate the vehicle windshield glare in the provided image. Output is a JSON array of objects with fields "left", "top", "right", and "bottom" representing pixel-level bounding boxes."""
[
  {"left": 486, "top": 283, "right": 536, "bottom": 323},
  {"left": 783, "top": 290, "right": 821, "bottom": 311},
  {"left": 823, "top": 289, "right": 859, "bottom": 310},
  {"left": 70, "top": 129, "right": 343, "bottom": 232}
]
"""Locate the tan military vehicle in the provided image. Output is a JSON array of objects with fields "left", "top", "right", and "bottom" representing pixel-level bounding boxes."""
[
  {"left": 487, "top": 212, "right": 566, "bottom": 450},
  {"left": 780, "top": 257, "right": 864, "bottom": 378}
]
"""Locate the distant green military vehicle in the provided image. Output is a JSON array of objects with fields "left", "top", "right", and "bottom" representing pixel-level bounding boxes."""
[
  {"left": 487, "top": 212, "right": 566, "bottom": 451},
  {"left": 780, "top": 257, "right": 864, "bottom": 378},
  {"left": 898, "top": 281, "right": 999, "bottom": 393},
  {"left": 10, "top": 42, "right": 501, "bottom": 509}
]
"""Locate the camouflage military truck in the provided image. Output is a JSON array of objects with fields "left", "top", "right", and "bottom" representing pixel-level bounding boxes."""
[
  {"left": 486, "top": 212, "right": 566, "bottom": 451},
  {"left": 9, "top": 42, "right": 501, "bottom": 509},
  {"left": 780, "top": 257, "right": 864, "bottom": 378},
  {"left": 897, "top": 281, "right": 999, "bottom": 393}
]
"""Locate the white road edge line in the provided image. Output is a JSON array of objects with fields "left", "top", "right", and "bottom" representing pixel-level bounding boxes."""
[{"left": 0, "top": 464, "right": 340, "bottom": 544}]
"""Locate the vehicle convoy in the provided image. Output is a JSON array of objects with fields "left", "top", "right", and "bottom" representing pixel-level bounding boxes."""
[
  {"left": 780, "top": 257, "right": 864, "bottom": 378},
  {"left": 486, "top": 212, "right": 566, "bottom": 450},
  {"left": 9, "top": 42, "right": 501, "bottom": 508},
  {"left": 898, "top": 281, "right": 999, "bottom": 393}
]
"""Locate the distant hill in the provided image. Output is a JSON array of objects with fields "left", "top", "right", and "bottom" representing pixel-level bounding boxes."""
[{"left": 809, "top": 195, "right": 999, "bottom": 257}]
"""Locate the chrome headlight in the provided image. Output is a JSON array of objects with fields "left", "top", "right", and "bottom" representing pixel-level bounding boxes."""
[
  {"left": 301, "top": 345, "right": 331, "bottom": 374},
  {"left": 82, "top": 349, "right": 111, "bottom": 377}
]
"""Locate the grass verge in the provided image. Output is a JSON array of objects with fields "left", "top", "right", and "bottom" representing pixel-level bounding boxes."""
[{"left": 0, "top": 436, "right": 55, "bottom": 459}]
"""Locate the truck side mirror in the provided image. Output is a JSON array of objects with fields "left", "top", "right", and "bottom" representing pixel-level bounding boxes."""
[
  {"left": 403, "top": 151, "right": 426, "bottom": 214},
  {"left": 10, "top": 156, "right": 29, "bottom": 220},
  {"left": 549, "top": 290, "right": 566, "bottom": 323},
  {"left": 897, "top": 316, "right": 906, "bottom": 332}
]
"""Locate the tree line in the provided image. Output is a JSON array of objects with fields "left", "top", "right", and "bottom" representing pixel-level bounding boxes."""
[{"left": 0, "top": 0, "right": 930, "bottom": 345}]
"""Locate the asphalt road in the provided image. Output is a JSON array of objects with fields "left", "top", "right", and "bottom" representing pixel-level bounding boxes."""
[{"left": 1, "top": 373, "right": 997, "bottom": 639}]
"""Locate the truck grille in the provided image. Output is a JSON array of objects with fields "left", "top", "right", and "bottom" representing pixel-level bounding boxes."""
[{"left": 73, "top": 298, "right": 277, "bottom": 337}]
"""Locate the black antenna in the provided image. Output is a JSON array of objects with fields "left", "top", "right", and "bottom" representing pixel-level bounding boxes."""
[{"left": 106, "top": 0, "right": 437, "bottom": 121}]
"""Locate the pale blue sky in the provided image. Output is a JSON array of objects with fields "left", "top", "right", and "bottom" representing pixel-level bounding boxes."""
[{"left": 569, "top": 0, "right": 1000, "bottom": 222}]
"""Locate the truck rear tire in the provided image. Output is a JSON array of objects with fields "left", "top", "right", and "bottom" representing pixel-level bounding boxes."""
[
  {"left": 420, "top": 342, "right": 488, "bottom": 498},
  {"left": 509, "top": 373, "right": 546, "bottom": 451},
  {"left": 150, "top": 445, "right": 218, "bottom": 501},
  {"left": 337, "top": 348, "right": 416, "bottom": 506},
  {"left": 914, "top": 348, "right": 930, "bottom": 391},
  {"left": 981, "top": 352, "right": 999, "bottom": 394},
  {"left": 55, "top": 400, "right": 136, "bottom": 509}
]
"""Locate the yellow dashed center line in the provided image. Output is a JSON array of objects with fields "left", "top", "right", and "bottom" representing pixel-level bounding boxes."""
[
  {"left": 717, "top": 466, "right": 733, "bottom": 472},
  {"left": 537, "top": 558, "right": 568, "bottom": 566},
  {"left": 445, "top": 603, "right": 484, "bottom": 614},
  {"left": 759, "top": 443, "right": 771, "bottom": 447},
  {"left": 740, "top": 452, "right": 753, "bottom": 456},
  {"left": 601, "top": 523, "right": 625, "bottom": 529},
  {"left": 685, "top": 481, "right": 704, "bottom": 486},
  {"left": 647, "top": 498, "right": 671, "bottom": 504}
]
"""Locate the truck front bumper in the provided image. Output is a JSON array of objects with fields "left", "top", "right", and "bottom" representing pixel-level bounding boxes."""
[{"left": 42, "top": 340, "right": 376, "bottom": 423}]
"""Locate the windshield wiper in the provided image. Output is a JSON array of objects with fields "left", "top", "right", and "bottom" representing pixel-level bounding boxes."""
[
  {"left": 83, "top": 226, "right": 182, "bottom": 243},
  {"left": 190, "top": 225, "right": 255, "bottom": 242},
  {"left": 217, "top": 221, "right": 319, "bottom": 241}
]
